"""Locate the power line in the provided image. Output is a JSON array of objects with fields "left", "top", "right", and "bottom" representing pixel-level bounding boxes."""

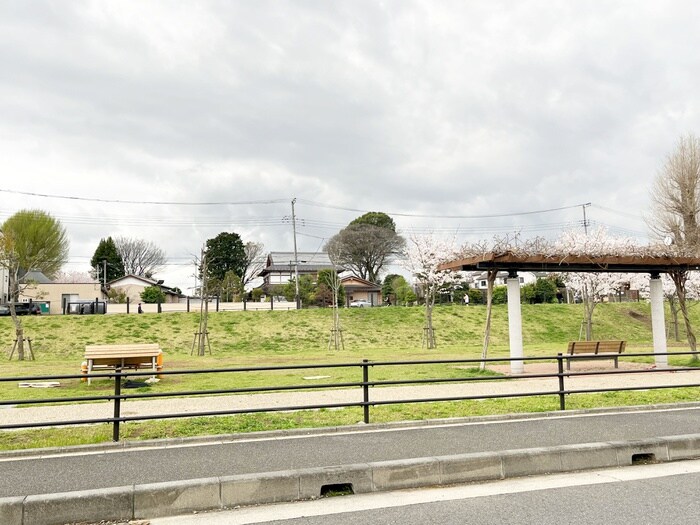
[
  {"left": 0, "top": 189, "right": 289, "bottom": 206},
  {"left": 1, "top": 188, "right": 589, "bottom": 220},
  {"left": 296, "top": 198, "right": 590, "bottom": 219}
]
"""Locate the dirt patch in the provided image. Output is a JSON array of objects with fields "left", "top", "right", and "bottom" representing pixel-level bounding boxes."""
[
  {"left": 486, "top": 360, "right": 653, "bottom": 376},
  {"left": 627, "top": 309, "right": 652, "bottom": 327}
]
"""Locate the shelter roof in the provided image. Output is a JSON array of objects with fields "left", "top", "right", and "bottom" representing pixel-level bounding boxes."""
[{"left": 439, "top": 252, "right": 700, "bottom": 274}]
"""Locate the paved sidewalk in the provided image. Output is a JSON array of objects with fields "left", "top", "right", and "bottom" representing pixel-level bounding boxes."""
[
  {"left": 1, "top": 363, "right": 698, "bottom": 427},
  {"left": 2, "top": 363, "right": 700, "bottom": 525},
  {"left": 2, "top": 405, "right": 700, "bottom": 525}
]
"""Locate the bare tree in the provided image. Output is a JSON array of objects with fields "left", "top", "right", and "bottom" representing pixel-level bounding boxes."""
[
  {"left": 648, "top": 133, "right": 700, "bottom": 357},
  {"left": 114, "top": 237, "right": 166, "bottom": 277},
  {"left": 324, "top": 241, "right": 345, "bottom": 350},
  {"left": 241, "top": 242, "right": 265, "bottom": 288}
]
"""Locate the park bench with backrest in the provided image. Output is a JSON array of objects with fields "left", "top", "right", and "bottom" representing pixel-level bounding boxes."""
[
  {"left": 83, "top": 343, "right": 163, "bottom": 385},
  {"left": 566, "top": 340, "right": 626, "bottom": 370}
]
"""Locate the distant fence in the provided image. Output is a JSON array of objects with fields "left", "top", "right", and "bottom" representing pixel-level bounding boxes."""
[
  {"left": 2, "top": 352, "right": 700, "bottom": 442},
  {"left": 103, "top": 299, "right": 297, "bottom": 314}
]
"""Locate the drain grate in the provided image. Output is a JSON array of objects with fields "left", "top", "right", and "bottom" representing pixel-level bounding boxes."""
[
  {"left": 631, "top": 453, "right": 656, "bottom": 465},
  {"left": 320, "top": 483, "right": 354, "bottom": 497}
]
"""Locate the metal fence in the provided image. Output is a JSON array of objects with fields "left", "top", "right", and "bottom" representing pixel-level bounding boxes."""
[{"left": 1, "top": 352, "right": 699, "bottom": 442}]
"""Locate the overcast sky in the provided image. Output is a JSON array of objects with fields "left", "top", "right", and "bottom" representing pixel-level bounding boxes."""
[{"left": 2, "top": 1, "right": 699, "bottom": 292}]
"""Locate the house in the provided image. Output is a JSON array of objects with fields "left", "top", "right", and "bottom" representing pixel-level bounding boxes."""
[
  {"left": 17, "top": 271, "right": 106, "bottom": 315},
  {"left": 259, "top": 251, "right": 338, "bottom": 291},
  {"left": 341, "top": 275, "right": 382, "bottom": 306},
  {"left": 107, "top": 274, "right": 183, "bottom": 305},
  {"left": 471, "top": 271, "right": 539, "bottom": 289}
]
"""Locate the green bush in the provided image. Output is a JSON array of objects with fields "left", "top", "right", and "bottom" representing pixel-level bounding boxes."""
[
  {"left": 492, "top": 286, "right": 507, "bottom": 304},
  {"left": 140, "top": 285, "right": 166, "bottom": 304}
]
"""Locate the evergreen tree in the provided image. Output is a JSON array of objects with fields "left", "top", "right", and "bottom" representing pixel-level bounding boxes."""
[
  {"left": 205, "top": 232, "right": 246, "bottom": 282},
  {"left": 90, "top": 237, "right": 125, "bottom": 283}
]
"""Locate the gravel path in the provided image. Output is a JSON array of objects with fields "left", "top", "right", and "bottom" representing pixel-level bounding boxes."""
[{"left": 2, "top": 362, "right": 698, "bottom": 428}]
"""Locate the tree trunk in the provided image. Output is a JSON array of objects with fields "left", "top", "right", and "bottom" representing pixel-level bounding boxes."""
[
  {"left": 672, "top": 271, "right": 697, "bottom": 359},
  {"left": 12, "top": 309, "right": 25, "bottom": 361},
  {"left": 480, "top": 270, "right": 497, "bottom": 371},
  {"left": 669, "top": 297, "right": 680, "bottom": 341},
  {"left": 424, "top": 287, "right": 436, "bottom": 349},
  {"left": 329, "top": 278, "right": 342, "bottom": 351},
  {"left": 582, "top": 284, "right": 597, "bottom": 341},
  {"left": 8, "top": 274, "right": 25, "bottom": 360}
]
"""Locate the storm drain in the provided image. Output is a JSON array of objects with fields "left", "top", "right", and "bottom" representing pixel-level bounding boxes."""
[
  {"left": 631, "top": 453, "right": 656, "bottom": 465},
  {"left": 320, "top": 483, "right": 354, "bottom": 497}
]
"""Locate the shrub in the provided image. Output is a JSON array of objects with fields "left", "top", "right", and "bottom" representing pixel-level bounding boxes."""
[{"left": 140, "top": 286, "right": 166, "bottom": 304}]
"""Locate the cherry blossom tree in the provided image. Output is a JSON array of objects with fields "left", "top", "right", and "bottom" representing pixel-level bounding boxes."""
[
  {"left": 458, "top": 233, "right": 545, "bottom": 368},
  {"left": 403, "top": 234, "right": 461, "bottom": 349},
  {"left": 555, "top": 227, "right": 641, "bottom": 341}
]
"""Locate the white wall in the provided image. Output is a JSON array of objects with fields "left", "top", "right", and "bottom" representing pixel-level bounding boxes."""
[{"left": 104, "top": 300, "right": 297, "bottom": 314}]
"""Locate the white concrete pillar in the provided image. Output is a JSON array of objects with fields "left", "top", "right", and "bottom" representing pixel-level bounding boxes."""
[
  {"left": 649, "top": 274, "right": 668, "bottom": 367},
  {"left": 506, "top": 272, "right": 524, "bottom": 374}
]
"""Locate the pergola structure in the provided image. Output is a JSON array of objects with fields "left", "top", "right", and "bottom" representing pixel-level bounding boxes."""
[{"left": 440, "top": 252, "right": 700, "bottom": 373}]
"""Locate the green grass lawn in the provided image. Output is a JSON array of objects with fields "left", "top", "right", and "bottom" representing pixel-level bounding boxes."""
[{"left": 1, "top": 302, "right": 699, "bottom": 450}]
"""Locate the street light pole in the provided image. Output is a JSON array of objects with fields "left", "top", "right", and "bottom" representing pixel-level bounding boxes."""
[{"left": 291, "top": 198, "right": 301, "bottom": 309}]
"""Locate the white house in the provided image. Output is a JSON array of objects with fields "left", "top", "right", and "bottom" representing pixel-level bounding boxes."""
[
  {"left": 108, "top": 274, "right": 183, "bottom": 304},
  {"left": 471, "top": 271, "right": 539, "bottom": 289}
]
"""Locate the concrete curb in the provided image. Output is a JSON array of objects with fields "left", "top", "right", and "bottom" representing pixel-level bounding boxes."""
[
  {"left": 3, "top": 433, "right": 700, "bottom": 525},
  {"left": 4, "top": 401, "right": 700, "bottom": 461}
]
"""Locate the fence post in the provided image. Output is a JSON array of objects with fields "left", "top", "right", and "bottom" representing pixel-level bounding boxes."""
[
  {"left": 112, "top": 367, "right": 122, "bottom": 442},
  {"left": 187, "top": 296, "right": 190, "bottom": 312},
  {"left": 271, "top": 296, "right": 274, "bottom": 311},
  {"left": 216, "top": 295, "right": 220, "bottom": 312},
  {"left": 362, "top": 359, "right": 370, "bottom": 424},
  {"left": 557, "top": 353, "right": 566, "bottom": 411},
  {"left": 127, "top": 297, "right": 130, "bottom": 314}
]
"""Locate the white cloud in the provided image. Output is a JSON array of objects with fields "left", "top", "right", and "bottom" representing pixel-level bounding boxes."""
[{"left": 1, "top": 0, "right": 699, "bottom": 290}]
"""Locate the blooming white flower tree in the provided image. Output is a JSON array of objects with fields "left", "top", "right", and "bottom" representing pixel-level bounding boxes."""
[
  {"left": 555, "top": 227, "right": 641, "bottom": 341},
  {"left": 459, "top": 233, "right": 545, "bottom": 369},
  {"left": 403, "top": 233, "right": 461, "bottom": 349}
]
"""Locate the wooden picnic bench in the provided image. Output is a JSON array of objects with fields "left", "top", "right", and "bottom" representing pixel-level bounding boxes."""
[
  {"left": 83, "top": 343, "right": 163, "bottom": 385},
  {"left": 566, "top": 340, "right": 626, "bottom": 370}
]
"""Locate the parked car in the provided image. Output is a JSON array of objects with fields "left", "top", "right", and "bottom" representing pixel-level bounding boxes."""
[
  {"left": 12, "top": 303, "right": 41, "bottom": 315},
  {"left": 0, "top": 305, "right": 10, "bottom": 316},
  {"left": 349, "top": 300, "right": 372, "bottom": 308}
]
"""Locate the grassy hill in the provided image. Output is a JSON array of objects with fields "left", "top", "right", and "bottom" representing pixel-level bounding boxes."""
[
  {"left": 0, "top": 302, "right": 688, "bottom": 374},
  {"left": 2, "top": 301, "right": 699, "bottom": 450}
]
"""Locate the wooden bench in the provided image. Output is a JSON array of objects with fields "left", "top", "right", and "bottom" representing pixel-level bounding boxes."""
[
  {"left": 83, "top": 343, "right": 163, "bottom": 385},
  {"left": 566, "top": 340, "right": 626, "bottom": 370}
]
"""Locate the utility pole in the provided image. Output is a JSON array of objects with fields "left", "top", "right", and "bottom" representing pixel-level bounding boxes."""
[
  {"left": 582, "top": 202, "right": 591, "bottom": 235},
  {"left": 102, "top": 259, "right": 107, "bottom": 291},
  {"left": 291, "top": 198, "right": 301, "bottom": 309}
]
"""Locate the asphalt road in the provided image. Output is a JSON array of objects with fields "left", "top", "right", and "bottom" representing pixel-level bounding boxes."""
[
  {"left": 2, "top": 405, "right": 700, "bottom": 498},
  {"left": 152, "top": 460, "right": 700, "bottom": 525}
]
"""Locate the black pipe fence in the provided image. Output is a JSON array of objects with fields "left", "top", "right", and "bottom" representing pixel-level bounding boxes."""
[{"left": 1, "top": 352, "right": 699, "bottom": 442}]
